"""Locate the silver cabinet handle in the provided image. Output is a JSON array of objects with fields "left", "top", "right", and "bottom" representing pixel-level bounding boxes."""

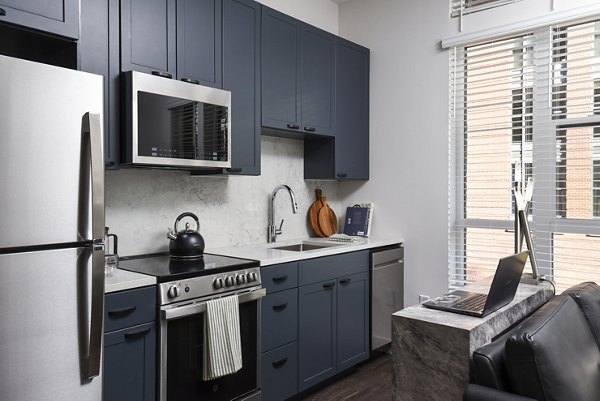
[
  {"left": 83, "top": 112, "right": 105, "bottom": 380},
  {"left": 161, "top": 288, "right": 267, "bottom": 321}
]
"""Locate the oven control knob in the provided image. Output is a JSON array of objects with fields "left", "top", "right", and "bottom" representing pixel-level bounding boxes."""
[
  {"left": 246, "top": 272, "right": 257, "bottom": 283},
  {"left": 236, "top": 274, "right": 246, "bottom": 285},
  {"left": 225, "top": 276, "right": 235, "bottom": 287},
  {"left": 213, "top": 278, "right": 224, "bottom": 290},
  {"left": 167, "top": 285, "right": 180, "bottom": 299}
]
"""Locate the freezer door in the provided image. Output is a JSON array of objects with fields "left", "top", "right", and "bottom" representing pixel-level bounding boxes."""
[
  {"left": 0, "top": 247, "right": 103, "bottom": 401},
  {"left": 0, "top": 55, "right": 104, "bottom": 249}
]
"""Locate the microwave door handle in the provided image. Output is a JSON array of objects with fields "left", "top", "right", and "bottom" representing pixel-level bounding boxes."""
[
  {"left": 83, "top": 112, "right": 105, "bottom": 380},
  {"left": 161, "top": 288, "right": 266, "bottom": 321}
]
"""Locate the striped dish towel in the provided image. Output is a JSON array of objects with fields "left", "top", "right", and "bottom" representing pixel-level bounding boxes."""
[{"left": 202, "top": 295, "right": 243, "bottom": 381}]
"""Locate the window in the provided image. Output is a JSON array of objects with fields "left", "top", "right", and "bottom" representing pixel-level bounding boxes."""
[
  {"left": 450, "top": 0, "right": 522, "bottom": 18},
  {"left": 449, "top": 19, "right": 600, "bottom": 292}
]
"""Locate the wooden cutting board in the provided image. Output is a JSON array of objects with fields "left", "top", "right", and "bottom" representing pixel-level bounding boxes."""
[
  {"left": 308, "top": 189, "right": 326, "bottom": 237},
  {"left": 317, "top": 196, "right": 337, "bottom": 237}
]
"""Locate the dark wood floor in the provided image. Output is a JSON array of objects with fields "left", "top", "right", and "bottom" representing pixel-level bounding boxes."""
[{"left": 298, "top": 353, "right": 392, "bottom": 401}]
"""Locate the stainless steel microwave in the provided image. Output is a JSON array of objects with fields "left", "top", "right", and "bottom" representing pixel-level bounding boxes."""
[{"left": 122, "top": 71, "right": 231, "bottom": 169}]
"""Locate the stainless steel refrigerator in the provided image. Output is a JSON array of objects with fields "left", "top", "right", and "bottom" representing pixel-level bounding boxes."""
[{"left": 0, "top": 55, "right": 105, "bottom": 400}]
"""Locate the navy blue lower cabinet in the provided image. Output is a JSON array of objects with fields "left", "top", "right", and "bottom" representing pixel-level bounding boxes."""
[
  {"left": 298, "top": 280, "right": 337, "bottom": 391},
  {"left": 261, "top": 342, "right": 298, "bottom": 401},
  {"left": 336, "top": 272, "right": 370, "bottom": 371},
  {"left": 261, "top": 288, "right": 298, "bottom": 352},
  {"left": 104, "top": 322, "right": 156, "bottom": 401}
]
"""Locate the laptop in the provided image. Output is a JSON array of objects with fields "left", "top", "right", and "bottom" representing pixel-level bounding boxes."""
[{"left": 423, "top": 251, "right": 529, "bottom": 318}]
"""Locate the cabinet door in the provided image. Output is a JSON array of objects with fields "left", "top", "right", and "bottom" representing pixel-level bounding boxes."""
[
  {"left": 337, "top": 272, "right": 369, "bottom": 371},
  {"left": 177, "top": 0, "right": 222, "bottom": 88},
  {"left": 301, "top": 25, "right": 335, "bottom": 136},
  {"left": 79, "top": 0, "right": 120, "bottom": 169},
  {"left": 223, "top": 0, "right": 261, "bottom": 175},
  {"left": 261, "top": 6, "right": 301, "bottom": 132},
  {"left": 335, "top": 38, "right": 370, "bottom": 180},
  {"left": 298, "top": 280, "right": 337, "bottom": 391},
  {"left": 0, "top": 0, "right": 78, "bottom": 39},
  {"left": 104, "top": 322, "right": 157, "bottom": 401},
  {"left": 121, "top": 0, "right": 176, "bottom": 77}
]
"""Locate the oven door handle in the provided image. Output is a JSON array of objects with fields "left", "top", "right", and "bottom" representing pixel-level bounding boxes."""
[{"left": 161, "top": 288, "right": 267, "bottom": 321}]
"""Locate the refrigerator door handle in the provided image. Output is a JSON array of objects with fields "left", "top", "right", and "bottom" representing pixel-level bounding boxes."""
[{"left": 83, "top": 112, "right": 105, "bottom": 380}]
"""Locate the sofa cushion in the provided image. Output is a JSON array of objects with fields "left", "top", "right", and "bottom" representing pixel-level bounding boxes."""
[
  {"left": 504, "top": 295, "right": 600, "bottom": 401},
  {"left": 472, "top": 330, "right": 513, "bottom": 392},
  {"left": 563, "top": 281, "right": 600, "bottom": 348}
]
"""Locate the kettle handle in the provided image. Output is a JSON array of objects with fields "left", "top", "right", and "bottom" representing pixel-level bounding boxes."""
[{"left": 174, "top": 212, "right": 200, "bottom": 234}]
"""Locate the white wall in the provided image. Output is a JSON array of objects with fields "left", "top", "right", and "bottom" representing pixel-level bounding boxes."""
[
  {"left": 337, "top": 0, "right": 600, "bottom": 306},
  {"left": 256, "top": 0, "right": 339, "bottom": 34}
]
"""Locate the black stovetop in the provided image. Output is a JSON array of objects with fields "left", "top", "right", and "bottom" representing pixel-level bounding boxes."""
[{"left": 118, "top": 252, "right": 260, "bottom": 283}]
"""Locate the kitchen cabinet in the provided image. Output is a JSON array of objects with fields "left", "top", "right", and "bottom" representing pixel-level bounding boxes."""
[
  {"left": 177, "top": 0, "right": 222, "bottom": 87},
  {"left": 0, "top": 0, "right": 79, "bottom": 39},
  {"left": 79, "top": 0, "right": 121, "bottom": 169},
  {"left": 260, "top": 261, "right": 298, "bottom": 401},
  {"left": 298, "top": 279, "right": 337, "bottom": 391},
  {"left": 336, "top": 272, "right": 369, "bottom": 371},
  {"left": 300, "top": 24, "right": 336, "bottom": 136},
  {"left": 261, "top": 6, "right": 301, "bottom": 134},
  {"left": 260, "top": 251, "right": 370, "bottom": 399},
  {"left": 104, "top": 286, "right": 157, "bottom": 401},
  {"left": 261, "top": 6, "right": 335, "bottom": 137},
  {"left": 304, "top": 37, "right": 370, "bottom": 180},
  {"left": 120, "top": 0, "right": 176, "bottom": 77},
  {"left": 222, "top": 0, "right": 261, "bottom": 175},
  {"left": 298, "top": 251, "right": 370, "bottom": 391}
]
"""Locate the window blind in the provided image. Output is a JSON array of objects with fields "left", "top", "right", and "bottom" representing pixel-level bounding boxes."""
[
  {"left": 449, "top": 18, "right": 600, "bottom": 292},
  {"left": 449, "top": 34, "right": 536, "bottom": 287},
  {"left": 450, "top": 0, "right": 522, "bottom": 18}
]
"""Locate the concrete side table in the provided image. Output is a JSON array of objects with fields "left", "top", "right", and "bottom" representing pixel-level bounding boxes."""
[{"left": 391, "top": 282, "right": 553, "bottom": 401}]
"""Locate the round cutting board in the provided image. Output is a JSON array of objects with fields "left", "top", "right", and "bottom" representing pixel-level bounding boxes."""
[
  {"left": 308, "top": 189, "right": 326, "bottom": 237},
  {"left": 317, "top": 197, "right": 337, "bottom": 237}
]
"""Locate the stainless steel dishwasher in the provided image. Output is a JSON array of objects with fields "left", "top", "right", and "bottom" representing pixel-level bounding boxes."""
[{"left": 371, "top": 245, "right": 404, "bottom": 351}]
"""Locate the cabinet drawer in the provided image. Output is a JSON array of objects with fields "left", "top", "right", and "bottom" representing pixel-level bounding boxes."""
[
  {"left": 105, "top": 286, "right": 156, "bottom": 333},
  {"left": 261, "top": 342, "right": 298, "bottom": 401},
  {"left": 261, "top": 262, "right": 298, "bottom": 293},
  {"left": 299, "top": 251, "right": 369, "bottom": 286},
  {"left": 262, "top": 288, "right": 298, "bottom": 352}
]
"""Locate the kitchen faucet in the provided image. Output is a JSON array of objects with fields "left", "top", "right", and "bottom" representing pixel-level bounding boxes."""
[{"left": 268, "top": 185, "right": 299, "bottom": 243}]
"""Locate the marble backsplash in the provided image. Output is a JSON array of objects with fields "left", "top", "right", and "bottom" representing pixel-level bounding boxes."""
[{"left": 106, "top": 136, "right": 341, "bottom": 256}]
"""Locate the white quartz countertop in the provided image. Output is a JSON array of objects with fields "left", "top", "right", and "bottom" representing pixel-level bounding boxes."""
[
  {"left": 105, "top": 268, "right": 156, "bottom": 294},
  {"left": 207, "top": 236, "right": 403, "bottom": 266}
]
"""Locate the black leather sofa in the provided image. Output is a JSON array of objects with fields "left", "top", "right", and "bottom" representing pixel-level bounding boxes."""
[{"left": 463, "top": 282, "right": 600, "bottom": 401}]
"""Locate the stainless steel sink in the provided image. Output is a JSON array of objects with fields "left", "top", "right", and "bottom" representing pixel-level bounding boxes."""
[{"left": 270, "top": 241, "right": 342, "bottom": 252}]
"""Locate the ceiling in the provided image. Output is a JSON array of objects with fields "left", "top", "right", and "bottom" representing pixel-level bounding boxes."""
[{"left": 330, "top": 0, "right": 354, "bottom": 4}]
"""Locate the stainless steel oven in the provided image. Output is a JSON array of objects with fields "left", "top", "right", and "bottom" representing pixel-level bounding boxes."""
[{"left": 158, "top": 268, "right": 265, "bottom": 401}]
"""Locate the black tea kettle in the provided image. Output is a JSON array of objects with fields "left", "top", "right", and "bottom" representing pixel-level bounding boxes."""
[{"left": 167, "top": 212, "right": 205, "bottom": 259}]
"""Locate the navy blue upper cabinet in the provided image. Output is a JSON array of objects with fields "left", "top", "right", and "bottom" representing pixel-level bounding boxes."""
[
  {"left": 301, "top": 25, "right": 335, "bottom": 136},
  {"left": 334, "top": 38, "right": 370, "bottom": 180},
  {"left": 0, "top": 0, "right": 79, "bottom": 39},
  {"left": 261, "top": 6, "right": 301, "bottom": 133},
  {"left": 79, "top": 0, "right": 120, "bottom": 169},
  {"left": 222, "top": 0, "right": 261, "bottom": 175},
  {"left": 177, "top": 0, "right": 222, "bottom": 87},
  {"left": 304, "top": 37, "right": 370, "bottom": 180},
  {"left": 120, "top": 0, "right": 177, "bottom": 77},
  {"left": 261, "top": 6, "right": 335, "bottom": 137}
]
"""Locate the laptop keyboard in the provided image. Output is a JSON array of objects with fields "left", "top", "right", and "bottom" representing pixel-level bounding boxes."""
[{"left": 454, "top": 293, "right": 487, "bottom": 312}]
